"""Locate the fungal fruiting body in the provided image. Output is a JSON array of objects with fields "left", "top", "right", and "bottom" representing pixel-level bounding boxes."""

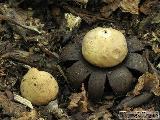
[
  {"left": 20, "top": 68, "right": 59, "bottom": 105},
  {"left": 82, "top": 27, "right": 128, "bottom": 68}
]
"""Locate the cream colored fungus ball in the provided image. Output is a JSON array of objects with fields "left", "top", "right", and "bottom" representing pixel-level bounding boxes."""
[
  {"left": 82, "top": 27, "right": 128, "bottom": 68},
  {"left": 20, "top": 68, "right": 59, "bottom": 105}
]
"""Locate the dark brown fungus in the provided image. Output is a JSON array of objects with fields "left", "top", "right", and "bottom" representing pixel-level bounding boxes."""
[
  {"left": 66, "top": 60, "right": 92, "bottom": 89},
  {"left": 60, "top": 43, "right": 81, "bottom": 62},
  {"left": 127, "top": 36, "right": 144, "bottom": 52},
  {"left": 116, "top": 92, "right": 153, "bottom": 109},
  {"left": 107, "top": 66, "right": 133, "bottom": 95},
  {"left": 88, "top": 71, "right": 106, "bottom": 101},
  {"left": 59, "top": 30, "right": 150, "bottom": 101},
  {"left": 125, "top": 53, "right": 148, "bottom": 73}
]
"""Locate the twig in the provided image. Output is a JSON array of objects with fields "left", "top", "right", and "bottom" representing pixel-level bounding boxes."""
[
  {"left": 0, "top": 14, "right": 41, "bottom": 34},
  {"left": 37, "top": 43, "right": 59, "bottom": 59},
  {"left": 145, "top": 49, "right": 160, "bottom": 75},
  {"left": 52, "top": 64, "right": 68, "bottom": 81},
  {"left": 61, "top": 2, "right": 106, "bottom": 24}
]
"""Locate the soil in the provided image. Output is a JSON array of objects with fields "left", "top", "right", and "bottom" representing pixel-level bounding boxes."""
[{"left": 0, "top": 0, "right": 160, "bottom": 120}]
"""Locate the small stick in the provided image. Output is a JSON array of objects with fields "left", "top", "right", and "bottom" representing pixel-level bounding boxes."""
[
  {"left": 37, "top": 43, "right": 59, "bottom": 59},
  {"left": 0, "top": 14, "right": 41, "bottom": 34}
]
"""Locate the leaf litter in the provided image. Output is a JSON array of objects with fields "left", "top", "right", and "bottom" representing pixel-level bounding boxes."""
[{"left": 0, "top": 0, "right": 160, "bottom": 119}]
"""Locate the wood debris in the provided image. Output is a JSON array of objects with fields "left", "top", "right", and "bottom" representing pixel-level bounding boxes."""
[{"left": 14, "top": 93, "right": 33, "bottom": 109}]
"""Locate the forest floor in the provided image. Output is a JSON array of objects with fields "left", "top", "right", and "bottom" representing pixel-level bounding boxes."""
[{"left": 0, "top": 0, "right": 160, "bottom": 120}]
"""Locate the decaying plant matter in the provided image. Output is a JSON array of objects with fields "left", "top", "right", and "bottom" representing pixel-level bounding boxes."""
[{"left": 0, "top": 0, "right": 160, "bottom": 119}]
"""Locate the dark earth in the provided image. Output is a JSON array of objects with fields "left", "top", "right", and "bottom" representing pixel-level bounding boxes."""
[{"left": 0, "top": 0, "right": 160, "bottom": 120}]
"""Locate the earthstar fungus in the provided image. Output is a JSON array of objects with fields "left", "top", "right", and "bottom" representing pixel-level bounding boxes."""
[{"left": 60, "top": 27, "right": 148, "bottom": 100}]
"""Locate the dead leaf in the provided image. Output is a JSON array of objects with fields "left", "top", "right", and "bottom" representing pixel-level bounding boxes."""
[
  {"left": 0, "top": 92, "right": 38, "bottom": 120},
  {"left": 100, "top": 0, "right": 121, "bottom": 18},
  {"left": 5, "top": 89, "right": 14, "bottom": 100},
  {"left": 11, "top": 109, "right": 37, "bottom": 120},
  {"left": 87, "top": 106, "right": 112, "bottom": 120},
  {"left": 140, "top": 0, "right": 159, "bottom": 15},
  {"left": 74, "top": 0, "right": 88, "bottom": 5},
  {"left": 152, "top": 43, "right": 160, "bottom": 54},
  {"left": 68, "top": 84, "right": 88, "bottom": 112},
  {"left": 120, "top": 0, "right": 140, "bottom": 14},
  {"left": 0, "top": 67, "right": 6, "bottom": 76},
  {"left": 132, "top": 72, "right": 160, "bottom": 96},
  {"left": 79, "top": 83, "right": 88, "bottom": 112},
  {"left": 0, "top": 4, "right": 44, "bottom": 37},
  {"left": 151, "top": 32, "right": 160, "bottom": 53},
  {"left": 68, "top": 93, "right": 81, "bottom": 109}
]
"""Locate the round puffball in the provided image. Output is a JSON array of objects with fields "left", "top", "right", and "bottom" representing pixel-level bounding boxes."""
[
  {"left": 82, "top": 27, "right": 128, "bottom": 68},
  {"left": 20, "top": 68, "right": 59, "bottom": 105}
]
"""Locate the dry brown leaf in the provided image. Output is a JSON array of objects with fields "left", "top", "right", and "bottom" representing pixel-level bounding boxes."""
[
  {"left": 12, "top": 109, "right": 37, "bottom": 120},
  {"left": 74, "top": 0, "right": 88, "bottom": 5},
  {"left": 132, "top": 77, "right": 144, "bottom": 96},
  {"left": 0, "top": 92, "right": 38, "bottom": 119},
  {"left": 120, "top": 0, "right": 140, "bottom": 14},
  {"left": 68, "top": 93, "right": 81, "bottom": 109},
  {"left": 151, "top": 32, "right": 160, "bottom": 54},
  {"left": 100, "top": 0, "right": 121, "bottom": 18},
  {"left": 87, "top": 106, "right": 112, "bottom": 120},
  {"left": 132, "top": 72, "right": 160, "bottom": 96},
  {"left": 0, "top": 67, "right": 6, "bottom": 76},
  {"left": 140, "top": 0, "right": 159, "bottom": 15},
  {"left": 152, "top": 43, "right": 160, "bottom": 54},
  {"left": 0, "top": 4, "right": 44, "bottom": 36},
  {"left": 68, "top": 84, "right": 88, "bottom": 112}
]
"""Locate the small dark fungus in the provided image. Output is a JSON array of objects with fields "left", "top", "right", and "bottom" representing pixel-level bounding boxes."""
[{"left": 60, "top": 29, "right": 149, "bottom": 101}]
